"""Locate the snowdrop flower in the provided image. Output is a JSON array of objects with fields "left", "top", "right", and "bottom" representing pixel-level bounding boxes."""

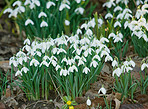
[
  {"left": 59, "top": 3, "right": 70, "bottom": 11},
  {"left": 75, "top": 0, "right": 81, "bottom": 3},
  {"left": 105, "top": 55, "right": 113, "bottom": 62},
  {"left": 81, "top": 23, "right": 88, "bottom": 30},
  {"left": 13, "top": 1, "right": 22, "bottom": 7},
  {"left": 30, "top": 59, "right": 39, "bottom": 67},
  {"left": 85, "top": 29, "right": 93, "bottom": 36},
  {"left": 15, "top": 70, "right": 22, "bottom": 76},
  {"left": 98, "top": 86, "right": 106, "bottom": 95},
  {"left": 65, "top": 20, "right": 70, "bottom": 26},
  {"left": 90, "top": 60, "right": 98, "bottom": 68},
  {"left": 40, "top": 21, "right": 48, "bottom": 27},
  {"left": 88, "top": 18, "right": 95, "bottom": 28},
  {"left": 112, "top": 60, "right": 118, "bottom": 67},
  {"left": 114, "top": 33, "right": 123, "bottom": 43},
  {"left": 68, "top": 65, "right": 78, "bottom": 72},
  {"left": 32, "top": 0, "right": 40, "bottom": 6},
  {"left": 112, "top": 67, "right": 122, "bottom": 77},
  {"left": 24, "top": 38, "right": 30, "bottom": 45},
  {"left": 105, "top": 13, "right": 113, "bottom": 19},
  {"left": 8, "top": 9, "right": 19, "bottom": 18},
  {"left": 24, "top": 0, "right": 31, "bottom": 5},
  {"left": 57, "top": 48, "right": 67, "bottom": 54},
  {"left": 76, "top": 28, "right": 82, "bottom": 35},
  {"left": 86, "top": 98, "right": 91, "bottom": 106},
  {"left": 21, "top": 67, "right": 29, "bottom": 73},
  {"left": 114, "top": 6, "right": 122, "bottom": 12},
  {"left": 40, "top": 60, "right": 49, "bottom": 67},
  {"left": 92, "top": 55, "right": 101, "bottom": 61},
  {"left": 100, "top": 37, "right": 109, "bottom": 44},
  {"left": 38, "top": 12, "right": 47, "bottom": 18},
  {"left": 129, "top": 60, "right": 135, "bottom": 67},
  {"left": 46, "top": 1, "right": 55, "bottom": 9},
  {"left": 114, "top": 21, "right": 121, "bottom": 28},
  {"left": 75, "top": 7, "right": 84, "bottom": 15},
  {"left": 25, "top": 19, "right": 34, "bottom": 26},
  {"left": 124, "top": 13, "right": 132, "bottom": 19},
  {"left": 101, "top": 50, "right": 109, "bottom": 58},
  {"left": 124, "top": 21, "right": 129, "bottom": 29},
  {"left": 83, "top": 67, "right": 90, "bottom": 74},
  {"left": 141, "top": 63, "right": 148, "bottom": 71},
  {"left": 56, "top": 65, "right": 61, "bottom": 71},
  {"left": 9, "top": 57, "right": 18, "bottom": 67},
  {"left": 78, "top": 59, "right": 84, "bottom": 66},
  {"left": 60, "top": 69, "right": 69, "bottom": 76},
  {"left": 3, "top": 8, "right": 13, "bottom": 14},
  {"left": 117, "top": 13, "right": 124, "bottom": 19},
  {"left": 103, "top": 0, "right": 115, "bottom": 8}
]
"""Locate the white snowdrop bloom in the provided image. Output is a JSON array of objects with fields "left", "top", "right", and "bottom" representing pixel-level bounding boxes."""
[
  {"left": 33, "top": 0, "right": 40, "bottom": 6},
  {"left": 43, "top": 55, "right": 50, "bottom": 61},
  {"left": 76, "top": 28, "right": 82, "bottom": 35},
  {"left": 81, "top": 23, "right": 88, "bottom": 30},
  {"left": 24, "top": 0, "right": 31, "bottom": 5},
  {"left": 114, "top": 21, "right": 121, "bottom": 28},
  {"left": 124, "top": 13, "right": 132, "bottom": 19},
  {"left": 142, "top": 4, "right": 148, "bottom": 10},
  {"left": 30, "top": 59, "right": 39, "bottom": 67},
  {"left": 117, "top": 13, "right": 124, "bottom": 19},
  {"left": 101, "top": 50, "right": 109, "bottom": 58},
  {"left": 85, "top": 29, "right": 93, "bottom": 36},
  {"left": 29, "top": 3, "right": 35, "bottom": 9},
  {"left": 141, "top": 63, "right": 148, "bottom": 71},
  {"left": 88, "top": 18, "right": 96, "bottom": 28},
  {"left": 8, "top": 8, "right": 19, "bottom": 18},
  {"left": 50, "top": 55, "right": 57, "bottom": 61},
  {"left": 51, "top": 59, "right": 57, "bottom": 67},
  {"left": 15, "top": 70, "right": 22, "bottom": 76},
  {"left": 61, "top": 57, "right": 68, "bottom": 63},
  {"left": 136, "top": 0, "right": 143, "bottom": 6},
  {"left": 24, "top": 38, "right": 30, "bottom": 45},
  {"left": 60, "top": 69, "right": 69, "bottom": 76},
  {"left": 112, "top": 67, "right": 122, "bottom": 77},
  {"left": 80, "top": 37, "right": 90, "bottom": 45},
  {"left": 57, "top": 48, "right": 67, "bottom": 54},
  {"left": 40, "top": 21, "right": 48, "bottom": 27},
  {"left": 92, "top": 55, "right": 101, "bottom": 61},
  {"left": 100, "top": 37, "right": 109, "bottom": 44},
  {"left": 13, "top": 1, "right": 22, "bottom": 7},
  {"left": 56, "top": 65, "right": 61, "bottom": 71},
  {"left": 75, "top": 7, "right": 84, "bottom": 15},
  {"left": 112, "top": 60, "right": 118, "bottom": 67},
  {"left": 86, "top": 98, "right": 91, "bottom": 106},
  {"left": 65, "top": 20, "right": 70, "bottom": 26},
  {"left": 123, "top": 8, "right": 132, "bottom": 14},
  {"left": 78, "top": 59, "right": 84, "bottom": 66},
  {"left": 74, "top": 55, "right": 81, "bottom": 60},
  {"left": 25, "top": 19, "right": 34, "bottom": 26},
  {"left": 103, "top": 0, "right": 115, "bottom": 8},
  {"left": 83, "top": 67, "right": 90, "bottom": 74},
  {"left": 129, "top": 60, "right": 135, "bottom": 67},
  {"left": 40, "top": 60, "right": 49, "bottom": 67},
  {"left": 35, "top": 51, "right": 42, "bottom": 57},
  {"left": 3, "top": 8, "right": 13, "bottom": 14},
  {"left": 105, "top": 55, "right": 113, "bottom": 62},
  {"left": 114, "top": 6, "right": 122, "bottom": 12},
  {"left": 105, "top": 13, "right": 113, "bottom": 19},
  {"left": 90, "top": 60, "right": 98, "bottom": 68},
  {"left": 68, "top": 65, "right": 78, "bottom": 72},
  {"left": 98, "top": 86, "right": 106, "bottom": 95},
  {"left": 67, "top": 59, "right": 75, "bottom": 66},
  {"left": 124, "top": 21, "right": 129, "bottom": 29},
  {"left": 21, "top": 67, "right": 29, "bottom": 73},
  {"left": 75, "top": 0, "right": 81, "bottom": 3},
  {"left": 59, "top": 3, "right": 70, "bottom": 11},
  {"left": 46, "top": 1, "right": 55, "bottom": 9},
  {"left": 9, "top": 57, "right": 18, "bottom": 67},
  {"left": 38, "top": 12, "right": 47, "bottom": 18}
]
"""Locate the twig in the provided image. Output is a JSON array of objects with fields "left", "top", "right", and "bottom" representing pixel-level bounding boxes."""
[{"left": 48, "top": 71, "right": 63, "bottom": 103}]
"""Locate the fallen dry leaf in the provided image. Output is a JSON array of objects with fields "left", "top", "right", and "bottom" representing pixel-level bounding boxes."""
[{"left": 114, "top": 98, "right": 121, "bottom": 109}]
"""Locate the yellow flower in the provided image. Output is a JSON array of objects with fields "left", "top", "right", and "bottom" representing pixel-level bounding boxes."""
[
  {"left": 67, "top": 101, "right": 72, "bottom": 105},
  {"left": 69, "top": 106, "right": 74, "bottom": 109}
]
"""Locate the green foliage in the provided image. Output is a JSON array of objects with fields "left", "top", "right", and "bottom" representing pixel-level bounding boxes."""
[{"left": 0, "top": 70, "right": 9, "bottom": 98}]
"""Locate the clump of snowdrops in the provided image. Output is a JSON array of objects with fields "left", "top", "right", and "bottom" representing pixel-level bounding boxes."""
[
  {"left": 9, "top": 27, "right": 112, "bottom": 100},
  {"left": 102, "top": 0, "right": 148, "bottom": 60},
  {"left": 112, "top": 57, "right": 137, "bottom": 100},
  {"left": 4, "top": 0, "right": 95, "bottom": 39}
]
